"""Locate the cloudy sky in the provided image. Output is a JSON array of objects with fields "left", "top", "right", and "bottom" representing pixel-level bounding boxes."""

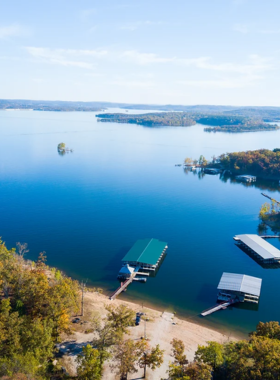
[{"left": 0, "top": 0, "right": 279, "bottom": 106}]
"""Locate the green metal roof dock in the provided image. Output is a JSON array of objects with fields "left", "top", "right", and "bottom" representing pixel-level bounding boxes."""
[{"left": 122, "top": 238, "right": 168, "bottom": 269}]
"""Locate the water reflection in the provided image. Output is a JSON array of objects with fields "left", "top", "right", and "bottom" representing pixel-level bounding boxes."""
[
  {"left": 183, "top": 167, "right": 280, "bottom": 193},
  {"left": 235, "top": 243, "right": 280, "bottom": 269}
]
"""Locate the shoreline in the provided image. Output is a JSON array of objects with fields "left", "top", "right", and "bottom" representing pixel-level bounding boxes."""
[
  {"left": 65, "top": 289, "right": 240, "bottom": 378},
  {"left": 87, "top": 283, "right": 246, "bottom": 340}
]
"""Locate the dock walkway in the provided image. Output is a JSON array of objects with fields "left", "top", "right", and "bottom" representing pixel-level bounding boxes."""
[
  {"left": 109, "top": 266, "right": 140, "bottom": 300},
  {"left": 201, "top": 302, "right": 230, "bottom": 317}
]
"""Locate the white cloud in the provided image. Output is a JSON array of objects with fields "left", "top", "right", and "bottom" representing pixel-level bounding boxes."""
[
  {"left": 120, "top": 50, "right": 273, "bottom": 76},
  {"left": 25, "top": 47, "right": 107, "bottom": 69},
  {"left": 195, "top": 54, "right": 273, "bottom": 75},
  {"left": 121, "top": 50, "right": 208, "bottom": 67},
  {"left": 178, "top": 76, "right": 262, "bottom": 89},
  {"left": 0, "top": 24, "right": 28, "bottom": 39},
  {"left": 121, "top": 50, "right": 176, "bottom": 64}
]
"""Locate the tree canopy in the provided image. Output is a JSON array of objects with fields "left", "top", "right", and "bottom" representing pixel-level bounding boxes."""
[
  {"left": 219, "top": 149, "right": 280, "bottom": 179},
  {"left": 0, "top": 239, "right": 80, "bottom": 379}
]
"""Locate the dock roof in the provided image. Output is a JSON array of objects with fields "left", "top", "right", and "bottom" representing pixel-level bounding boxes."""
[
  {"left": 235, "top": 234, "right": 280, "bottom": 260},
  {"left": 122, "top": 238, "right": 167, "bottom": 266},
  {"left": 217, "top": 272, "right": 262, "bottom": 297}
]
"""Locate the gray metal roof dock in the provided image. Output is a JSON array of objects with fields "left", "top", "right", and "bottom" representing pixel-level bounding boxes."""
[
  {"left": 217, "top": 272, "right": 262, "bottom": 297},
  {"left": 234, "top": 234, "right": 280, "bottom": 263},
  {"left": 122, "top": 238, "right": 168, "bottom": 269}
]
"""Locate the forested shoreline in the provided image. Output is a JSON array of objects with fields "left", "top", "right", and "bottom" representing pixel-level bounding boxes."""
[
  {"left": 96, "top": 112, "right": 279, "bottom": 132},
  {"left": 218, "top": 149, "right": 280, "bottom": 179},
  {"left": 2, "top": 239, "right": 280, "bottom": 379}
]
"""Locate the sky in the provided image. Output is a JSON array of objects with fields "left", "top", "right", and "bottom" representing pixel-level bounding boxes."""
[{"left": 0, "top": 0, "right": 279, "bottom": 106}]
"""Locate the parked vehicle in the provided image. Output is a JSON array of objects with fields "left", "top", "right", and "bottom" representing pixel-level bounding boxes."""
[
  {"left": 135, "top": 312, "right": 142, "bottom": 325},
  {"left": 72, "top": 317, "right": 81, "bottom": 323}
]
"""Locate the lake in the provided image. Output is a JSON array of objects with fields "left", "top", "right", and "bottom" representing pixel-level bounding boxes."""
[{"left": 1, "top": 109, "right": 280, "bottom": 337}]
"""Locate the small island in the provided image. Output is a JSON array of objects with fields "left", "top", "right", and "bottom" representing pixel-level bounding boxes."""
[
  {"left": 96, "top": 112, "right": 279, "bottom": 132},
  {"left": 57, "top": 142, "right": 73, "bottom": 155}
]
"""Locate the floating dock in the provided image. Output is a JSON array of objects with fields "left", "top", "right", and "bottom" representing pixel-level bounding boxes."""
[
  {"left": 122, "top": 238, "right": 168, "bottom": 271},
  {"left": 203, "top": 168, "right": 221, "bottom": 175},
  {"left": 234, "top": 234, "right": 280, "bottom": 264},
  {"left": 235, "top": 175, "right": 256, "bottom": 182},
  {"left": 110, "top": 238, "right": 168, "bottom": 300},
  {"left": 201, "top": 302, "right": 231, "bottom": 317},
  {"left": 201, "top": 272, "right": 262, "bottom": 317}
]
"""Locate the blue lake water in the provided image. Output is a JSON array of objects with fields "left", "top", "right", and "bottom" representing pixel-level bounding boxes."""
[{"left": 1, "top": 109, "right": 280, "bottom": 337}]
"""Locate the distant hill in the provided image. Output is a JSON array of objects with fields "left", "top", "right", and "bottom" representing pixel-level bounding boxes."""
[{"left": 1, "top": 99, "right": 280, "bottom": 121}]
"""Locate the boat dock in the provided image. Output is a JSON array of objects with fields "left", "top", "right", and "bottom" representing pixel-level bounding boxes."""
[
  {"left": 110, "top": 238, "right": 168, "bottom": 300},
  {"left": 109, "top": 272, "right": 137, "bottom": 300},
  {"left": 201, "top": 302, "right": 231, "bottom": 317},
  {"left": 234, "top": 234, "right": 280, "bottom": 264},
  {"left": 261, "top": 235, "right": 280, "bottom": 239}
]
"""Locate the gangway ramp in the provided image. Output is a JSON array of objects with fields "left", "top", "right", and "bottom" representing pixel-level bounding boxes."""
[
  {"left": 109, "top": 266, "right": 140, "bottom": 300},
  {"left": 201, "top": 302, "right": 230, "bottom": 317}
]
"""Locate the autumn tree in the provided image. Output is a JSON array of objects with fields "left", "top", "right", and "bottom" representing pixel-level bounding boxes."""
[
  {"left": 222, "top": 337, "right": 280, "bottom": 379},
  {"left": 105, "top": 304, "right": 135, "bottom": 335},
  {"left": 111, "top": 339, "right": 140, "bottom": 380},
  {"left": 259, "top": 202, "right": 271, "bottom": 221},
  {"left": 171, "top": 338, "right": 188, "bottom": 366},
  {"left": 184, "top": 157, "right": 193, "bottom": 165},
  {"left": 199, "top": 155, "right": 208, "bottom": 167},
  {"left": 184, "top": 362, "right": 212, "bottom": 380},
  {"left": 251, "top": 321, "right": 280, "bottom": 340},
  {"left": 91, "top": 305, "right": 135, "bottom": 366},
  {"left": 195, "top": 341, "right": 224, "bottom": 371},
  {"left": 168, "top": 338, "right": 189, "bottom": 379},
  {"left": 91, "top": 316, "right": 120, "bottom": 366},
  {"left": 138, "top": 341, "right": 164, "bottom": 378},
  {"left": 0, "top": 239, "right": 81, "bottom": 378},
  {"left": 76, "top": 345, "right": 102, "bottom": 380}
]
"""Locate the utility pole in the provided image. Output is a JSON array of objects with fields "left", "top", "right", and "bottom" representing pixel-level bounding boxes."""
[
  {"left": 144, "top": 314, "right": 147, "bottom": 340},
  {"left": 80, "top": 281, "right": 86, "bottom": 317},
  {"left": 143, "top": 306, "right": 147, "bottom": 378}
]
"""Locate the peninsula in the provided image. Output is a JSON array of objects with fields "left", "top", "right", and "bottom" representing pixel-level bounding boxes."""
[
  {"left": 184, "top": 149, "right": 280, "bottom": 180},
  {"left": 96, "top": 112, "right": 196, "bottom": 127},
  {"left": 96, "top": 112, "right": 279, "bottom": 132}
]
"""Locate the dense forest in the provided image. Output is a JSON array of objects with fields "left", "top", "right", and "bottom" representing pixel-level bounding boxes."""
[
  {"left": 96, "top": 112, "right": 196, "bottom": 127},
  {"left": 0, "top": 240, "right": 80, "bottom": 379},
  {"left": 202, "top": 119, "right": 278, "bottom": 133},
  {"left": 96, "top": 112, "right": 279, "bottom": 132},
  {"left": 218, "top": 149, "right": 280, "bottom": 179}
]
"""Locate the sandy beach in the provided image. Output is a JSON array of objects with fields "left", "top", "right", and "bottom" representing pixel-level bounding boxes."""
[{"left": 61, "top": 290, "right": 237, "bottom": 379}]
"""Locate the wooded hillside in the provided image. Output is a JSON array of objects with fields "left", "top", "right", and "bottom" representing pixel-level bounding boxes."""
[{"left": 219, "top": 149, "right": 280, "bottom": 178}]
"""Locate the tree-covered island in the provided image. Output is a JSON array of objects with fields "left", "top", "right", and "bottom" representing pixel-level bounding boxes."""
[
  {"left": 96, "top": 112, "right": 196, "bottom": 127},
  {"left": 57, "top": 142, "right": 73, "bottom": 155},
  {"left": 96, "top": 112, "right": 279, "bottom": 132}
]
